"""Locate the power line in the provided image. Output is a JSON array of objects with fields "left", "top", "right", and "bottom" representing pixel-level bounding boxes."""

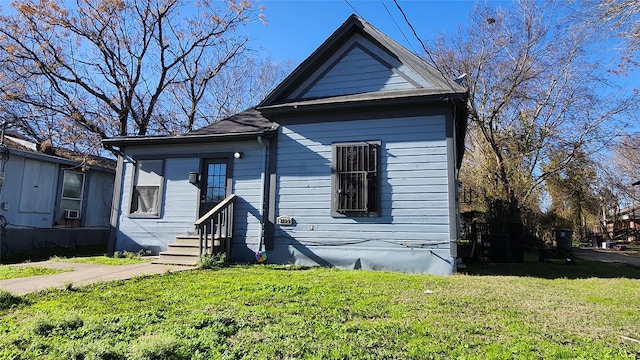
[
  {"left": 392, "top": 0, "right": 460, "bottom": 89},
  {"left": 391, "top": 0, "right": 434, "bottom": 65},
  {"left": 343, "top": 0, "right": 363, "bottom": 18},
  {"left": 346, "top": 0, "right": 461, "bottom": 90},
  {"left": 379, "top": 0, "right": 417, "bottom": 54}
]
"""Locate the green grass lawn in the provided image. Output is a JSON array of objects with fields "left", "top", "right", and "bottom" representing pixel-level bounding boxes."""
[
  {"left": 0, "top": 265, "right": 68, "bottom": 280},
  {"left": 0, "top": 251, "right": 148, "bottom": 281},
  {"left": 0, "top": 263, "right": 640, "bottom": 359},
  {"left": 0, "top": 261, "right": 639, "bottom": 359},
  {"left": 49, "top": 254, "right": 151, "bottom": 266},
  {"left": 1, "top": 245, "right": 108, "bottom": 264},
  {"left": 624, "top": 244, "right": 640, "bottom": 256}
]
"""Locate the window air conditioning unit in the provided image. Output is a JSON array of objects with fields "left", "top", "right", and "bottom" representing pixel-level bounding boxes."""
[{"left": 64, "top": 209, "right": 80, "bottom": 220}]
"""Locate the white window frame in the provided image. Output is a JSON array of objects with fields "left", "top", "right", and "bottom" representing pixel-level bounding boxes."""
[
  {"left": 129, "top": 159, "right": 164, "bottom": 218},
  {"left": 60, "top": 169, "right": 85, "bottom": 218}
]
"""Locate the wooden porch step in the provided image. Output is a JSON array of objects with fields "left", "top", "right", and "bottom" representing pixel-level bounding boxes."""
[
  {"left": 174, "top": 235, "right": 200, "bottom": 245},
  {"left": 174, "top": 234, "right": 220, "bottom": 245},
  {"left": 165, "top": 243, "right": 200, "bottom": 255},
  {"left": 153, "top": 234, "right": 200, "bottom": 265},
  {"left": 153, "top": 253, "right": 199, "bottom": 266},
  {"left": 153, "top": 234, "right": 226, "bottom": 266}
]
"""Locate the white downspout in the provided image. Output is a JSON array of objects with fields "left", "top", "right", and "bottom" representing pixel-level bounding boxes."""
[{"left": 257, "top": 136, "right": 267, "bottom": 250}]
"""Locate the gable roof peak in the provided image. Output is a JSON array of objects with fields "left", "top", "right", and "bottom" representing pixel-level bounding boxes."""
[{"left": 259, "top": 14, "right": 466, "bottom": 108}]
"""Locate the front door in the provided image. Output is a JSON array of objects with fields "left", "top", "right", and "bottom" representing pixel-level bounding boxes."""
[{"left": 199, "top": 159, "right": 228, "bottom": 218}]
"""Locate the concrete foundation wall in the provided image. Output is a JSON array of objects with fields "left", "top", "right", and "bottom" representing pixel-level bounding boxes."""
[{"left": 1, "top": 228, "right": 109, "bottom": 253}]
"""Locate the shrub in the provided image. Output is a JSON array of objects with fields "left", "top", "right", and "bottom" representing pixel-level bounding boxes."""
[
  {"left": 197, "top": 253, "right": 227, "bottom": 270},
  {"left": 66, "top": 339, "right": 125, "bottom": 360},
  {"left": 112, "top": 250, "right": 151, "bottom": 259}
]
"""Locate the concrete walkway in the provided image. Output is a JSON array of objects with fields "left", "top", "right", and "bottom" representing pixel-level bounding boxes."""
[
  {"left": 573, "top": 248, "right": 640, "bottom": 268},
  {"left": 0, "top": 260, "right": 194, "bottom": 295}
]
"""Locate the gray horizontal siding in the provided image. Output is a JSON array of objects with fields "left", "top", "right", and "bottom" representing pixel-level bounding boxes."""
[
  {"left": 268, "top": 244, "right": 453, "bottom": 274},
  {"left": 278, "top": 116, "right": 446, "bottom": 142},
  {"left": 302, "top": 46, "right": 413, "bottom": 99},
  {"left": 162, "top": 158, "right": 199, "bottom": 223},
  {"left": 83, "top": 171, "right": 114, "bottom": 227},
  {"left": 276, "top": 228, "right": 451, "bottom": 241},
  {"left": 276, "top": 221, "right": 451, "bottom": 233},
  {"left": 278, "top": 197, "right": 450, "bottom": 212},
  {"left": 275, "top": 115, "right": 453, "bottom": 247},
  {"left": 279, "top": 185, "right": 448, "bottom": 197},
  {"left": 116, "top": 158, "right": 192, "bottom": 252},
  {"left": 232, "top": 146, "right": 266, "bottom": 247},
  {"left": 285, "top": 33, "right": 437, "bottom": 101},
  {"left": 2, "top": 154, "right": 113, "bottom": 230},
  {"left": 115, "top": 141, "right": 266, "bottom": 254}
]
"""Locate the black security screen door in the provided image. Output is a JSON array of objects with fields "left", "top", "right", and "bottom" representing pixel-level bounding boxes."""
[{"left": 199, "top": 159, "right": 228, "bottom": 218}]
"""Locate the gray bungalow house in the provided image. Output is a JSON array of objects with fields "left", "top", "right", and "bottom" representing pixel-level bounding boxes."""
[
  {"left": 104, "top": 15, "right": 468, "bottom": 274},
  {"left": 0, "top": 131, "right": 115, "bottom": 253}
]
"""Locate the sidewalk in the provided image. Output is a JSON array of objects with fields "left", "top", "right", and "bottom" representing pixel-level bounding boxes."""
[
  {"left": 573, "top": 248, "right": 640, "bottom": 268},
  {"left": 0, "top": 260, "right": 194, "bottom": 295}
]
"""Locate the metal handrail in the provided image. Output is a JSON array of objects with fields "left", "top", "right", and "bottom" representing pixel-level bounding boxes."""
[{"left": 195, "top": 194, "right": 236, "bottom": 256}]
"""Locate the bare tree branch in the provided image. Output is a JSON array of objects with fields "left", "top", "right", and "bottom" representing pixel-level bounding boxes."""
[
  {"left": 427, "top": 0, "right": 639, "bottom": 222},
  {"left": 0, "top": 0, "right": 265, "bottom": 154}
]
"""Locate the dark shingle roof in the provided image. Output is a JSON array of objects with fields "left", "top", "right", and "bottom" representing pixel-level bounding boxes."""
[
  {"left": 188, "top": 108, "right": 276, "bottom": 135},
  {"left": 103, "top": 108, "right": 277, "bottom": 147}
]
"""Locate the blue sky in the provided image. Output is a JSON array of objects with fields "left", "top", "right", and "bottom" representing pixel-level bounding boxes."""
[
  {"left": 0, "top": 0, "right": 635, "bottom": 95},
  {"left": 245, "top": 0, "right": 638, "bottom": 95},
  {"left": 245, "top": 0, "right": 498, "bottom": 64}
]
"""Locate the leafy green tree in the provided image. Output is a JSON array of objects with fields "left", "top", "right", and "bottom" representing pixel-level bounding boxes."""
[{"left": 545, "top": 149, "right": 601, "bottom": 239}]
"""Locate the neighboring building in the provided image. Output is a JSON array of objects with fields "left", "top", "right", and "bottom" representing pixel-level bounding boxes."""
[
  {"left": 0, "top": 131, "right": 115, "bottom": 252},
  {"left": 602, "top": 205, "right": 639, "bottom": 242},
  {"left": 104, "top": 15, "right": 468, "bottom": 274}
]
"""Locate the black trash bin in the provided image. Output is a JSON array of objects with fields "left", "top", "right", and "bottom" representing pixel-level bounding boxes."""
[{"left": 554, "top": 229, "right": 573, "bottom": 250}]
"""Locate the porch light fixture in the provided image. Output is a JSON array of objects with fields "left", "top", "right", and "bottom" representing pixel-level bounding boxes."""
[{"left": 233, "top": 152, "right": 243, "bottom": 159}]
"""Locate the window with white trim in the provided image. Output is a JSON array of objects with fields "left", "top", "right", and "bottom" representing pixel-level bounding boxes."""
[
  {"left": 130, "top": 159, "right": 163, "bottom": 217},
  {"left": 332, "top": 141, "right": 380, "bottom": 217},
  {"left": 60, "top": 170, "right": 84, "bottom": 216}
]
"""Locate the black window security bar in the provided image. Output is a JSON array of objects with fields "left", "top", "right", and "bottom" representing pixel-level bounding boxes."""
[{"left": 335, "top": 142, "right": 378, "bottom": 214}]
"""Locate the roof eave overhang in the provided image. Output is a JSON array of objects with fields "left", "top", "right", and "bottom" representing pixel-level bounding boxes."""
[
  {"left": 103, "top": 129, "right": 278, "bottom": 148},
  {"left": 258, "top": 91, "right": 468, "bottom": 119},
  {"left": 2, "top": 146, "right": 115, "bottom": 173}
]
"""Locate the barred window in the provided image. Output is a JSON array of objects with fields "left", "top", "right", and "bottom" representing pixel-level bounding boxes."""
[{"left": 332, "top": 141, "right": 380, "bottom": 217}]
